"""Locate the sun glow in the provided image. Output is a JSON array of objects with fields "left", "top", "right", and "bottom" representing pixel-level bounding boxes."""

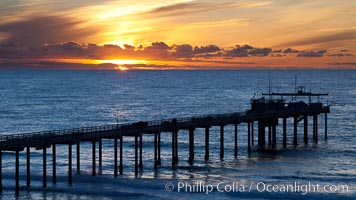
[
  {"left": 100, "top": 59, "right": 148, "bottom": 65},
  {"left": 116, "top": 65, "right": 129, "bottom": 71}
]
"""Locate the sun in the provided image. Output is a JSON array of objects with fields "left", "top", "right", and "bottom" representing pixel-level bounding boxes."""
[
  {"left": 116, "top": 65, "right": 129, "bottom": 71},
  {"left": 100, "top": 59, "right": 148, "bottom": 65}
]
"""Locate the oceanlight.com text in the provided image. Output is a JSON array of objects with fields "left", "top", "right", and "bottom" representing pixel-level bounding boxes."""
[{"left": 165, "top": 181, "right": 350, "bottom": 195}]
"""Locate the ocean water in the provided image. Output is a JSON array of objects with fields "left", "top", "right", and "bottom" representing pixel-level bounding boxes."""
[{"left": 0, "top": 70, "right": 355, "bottom": 199}]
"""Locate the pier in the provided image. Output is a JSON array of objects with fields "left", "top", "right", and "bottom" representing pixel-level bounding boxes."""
[{"left": 0, "top": 89, "right": 330, "bottom": 194}]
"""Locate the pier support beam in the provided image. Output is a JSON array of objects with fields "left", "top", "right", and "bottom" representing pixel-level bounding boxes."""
[
  {"left": 205, "top": 127, "right": 210, "bottom": 160},
  {"left": 313, "top": 115, "right": 318, "bottom": 142},
  {"left": 139, "top": 134, "right": 143, "bottom": 169},
  {"left": 234, "top": 124, "right": 238, "bottom": 158},
  {"left": 134, "top": 135, "right": 138, "bottom": 177},
  {"left": 43, "top": 147, "right": 47, "bottom": 188},
  {"left": 68, "top": 144, "right": 72, "bottom": 185},
  {"left": 52, "top": 144, "right": 56, "bottom": 184},
  {"left": 15, "top": 150, "right": 19, "bottom": 194},
  {"left": 325, "top": 113, "right": 328, "bottom": 139},
  {"left": 119, "top": 136, "right": 123, "bottom": 174},
  {"left": 248, "top": 122, "right": 251, "bottom": 153},
  {"left": 27, "top": 147, "right": 30, "bottom": 187},
  {"left": 283, "top": 117, "right": 287, "bottom": 147},
  {"left": 220, "top": 125, "right": 224, "bottom": 159},
  {"left": 98, "top": 138, "right": 102, "bottom": 174},
  {"left": 76, "top": 142, "right": 80, "bottom": 175},
  {"left": 154, "top": 133, "right": 158, "bottom": 170},
  {"left": 293, "top": 116, "right": 298, "bottom": 146},
  {"left": 258, "top": 120, "right": 265, "bottom": 148},
  {"left": 92, "top": 141, "right": 96, "bottom": 176},
  {"left": 188, "top": 128, "right": 195, "bottom": 164},
  {"left": 251, "top": 122, "right": 254, "bottom": 146},
  {"left": 315, "top": 115, "right": 318, "bottom": 142},
  {"left": 114, "top": 138, "right": 118, "bottom": 177},
  {"left": 171, "top": 130, "right": 178, "bottom": 167},
  {"left": 0, "top": 149, "right": 2, "bottom": 192},
  {"left": 304, "top": 115, "right": 308, "bottom": 144},
  {"left": 268, "top": 126, "right": 271, "bottom": 145},
  {"left": 272, "top": 125, "right": 277, "bottom": 148},
  {"left": 157, "top": 133, "right": 161, "bottom": 165}
]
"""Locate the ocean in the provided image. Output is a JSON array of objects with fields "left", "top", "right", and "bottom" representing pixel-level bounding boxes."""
[{"left": 0, "top": 70, "right": 355, "bottom": 199}]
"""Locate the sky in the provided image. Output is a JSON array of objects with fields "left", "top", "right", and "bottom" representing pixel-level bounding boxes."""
[{"left": 0, "top": 0, "right": 355, "bottom": 70}]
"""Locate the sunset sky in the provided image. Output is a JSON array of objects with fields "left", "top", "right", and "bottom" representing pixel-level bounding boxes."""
[{"left": 0, "top": 0, "right": 355, "bottom": 69}]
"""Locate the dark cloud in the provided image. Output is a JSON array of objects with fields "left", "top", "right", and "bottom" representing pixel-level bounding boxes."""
[
  {"left": 225, "top": 45, "right": 251, "bottom": 57},
  {"left": 142, "top": 42, "right": 170, "bottom": 58},
  {"left": 249, "top": 47, "right": 272, "bottom": 56},
  {"left": 170, "top": 44, "right": 194, "bottom": 58},
  {"left": 280, "top": 30, "right": 356, "bottom": 47},
  {"left": 194, "top": 45, "right": 221, "bottom": 54},
  {"left": 297, "top": 50, "right": 327, "bottom": 57},
  {"left": 283, "top": 48, "right": 299, "bottom": 53},
  {"left": 0, "top": 41, "right": 333, "bottom": 63},
  {"left": 0, "top": 15, "right": 100, "bottom": 45},
  {"left": 340, "top": 49, "right": 348, "bottom": 52},
  {"left": 327, "top": 53, "right": 353, "bottom": 57},
  {"left": 327, "top": 62, "right": 356, "bottom": 66},
  {"left": 225, "top": 45, "right": 271, "bottom": 57}
]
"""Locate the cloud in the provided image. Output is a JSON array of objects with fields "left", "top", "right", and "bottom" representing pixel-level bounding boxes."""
[
  {"left": 283, "top": 48, "right": 299, "bottom": 53},
  {"left": 0, "top": 61, "right": 117, "bottom": 70},
  {"left": 194, "top": 45, "right": 221, "bottom": 54},
  {"left": 280, "top": 30, "right": 356, "bottom": 47},
  {"left": 225, "top": 45, "right": 271, "bottom": 57},
  {"left": 0, "top": 15, "right": 101, "bottom": 45},
  {"left": 297, "top": 50, "right": 327, "bottom": 57},
  {"left": 170, "top": 44, "right": 194, "bottom": 58},
  {"left": 327, "top": 62, "right": 356, "bottom": 66},
  {"left": 327, "top": 53, "right": 353, "bottom": 57},
  {"left": 249, "top": 47, "right": 272, "bottom": 56},
  {"left": 132, "top": 1, "right": 272, "bottom": 18}
]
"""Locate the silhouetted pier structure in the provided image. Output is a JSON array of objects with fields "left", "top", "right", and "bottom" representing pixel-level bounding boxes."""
[{"left": 0, "top": 89, "right": 330, "bottom": 194}]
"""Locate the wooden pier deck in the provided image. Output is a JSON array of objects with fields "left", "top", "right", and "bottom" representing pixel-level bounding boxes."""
[{"left": 0, "top": 98, "right": 330, "bottom": 194}]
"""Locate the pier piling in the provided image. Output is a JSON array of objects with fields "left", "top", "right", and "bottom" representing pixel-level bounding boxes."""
[
  {"left": 92, "top": 141, "right": 96, "bottom": 176},
  {"left": 114, "top": 138, "right": 118, "bottom": 176},
  {"left": 325, "top": 113, "right": 328, "bottom": 139},
  {"left": 52, "top": 144, "right": 56, "bottom": 184},
  {"left": 272, "top": 125, "right": 276, "bottom": 148},
  {"left": 157, "top": 133, "right": 161, "bottom": 165},
  {"left": 220, "top": 125, "right": 224, "bottom": 159},
  {"left": 205, "top": 127, "right": 210, "bottom": 160},
  {"left": 248, "top": 122, "right": 251, "bottom": 153},
  {"left": 135, "top": 135, "right": 138, "bottom": 177},
  {"left": 0, "top": 149, "right": 2, "bottom": 192},
  {"left": 139, "top": 134, "right": 143, "bottom": 169},
  {"left": 154, "top": 133, "right": 158, "bottom": 170},
  {"left": 119, "top": 136, "right": 123, "bottom": 174},
  {"left": 304, "top": 116, "right": 308, "bottom": 144},
  {"left": 43, "top": 148, "right": 47, "bottom": 188},
  {"left": 76, "top": 142, "right": 80, "bottom": 175},
  {"left": 234, "top": 124, "right": 237, "bottom": 157},
  {"left": 293, "top": 116, "right": 298, "bottom": 145},
  {"left": 68, "top": 144, "right": 72, "bottom": 185},
  {"left": 283, "top": 117, "right": 287, "bottom": 147},
  {"left": 251, "top": 122, "right": 254, "bottom": 146},
  {"left": 15, "top": 150, "right": 19, "bottom": 194},
  {"left": 99, "top": 139, "right": 102, "bottom": 174},
  {"left": 188, "top": 128, "right": 195, "bottom": 164},
  {"left": 27, "top": 147, "right": 30, "bottom": 187}
]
